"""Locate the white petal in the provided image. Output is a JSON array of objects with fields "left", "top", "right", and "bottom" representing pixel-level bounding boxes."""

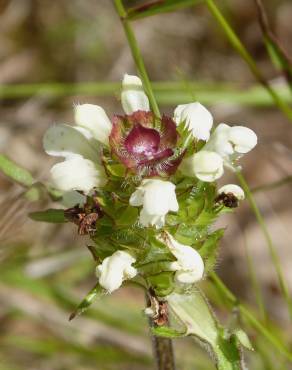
[
  {"left": 43, "top": 124, "right": 99, "bottom": 162},
  {"left": 74, "top": 104, "right": 112, "bottom": 146},
  {"left": 180, "top": 150, "right": 224, "bottom": 182},
  {"left": 121, "top": 74, "right": 150, "bottom": 114},
  {"left": 204, "top": 123, "right": 233, "bottom": 157},
  {"left": 50, "top": 157, "right": 107, "bottom": 194},
  {"left": 129, "top": 188, "right": 144, "bottom": 207},
  {"left": 175, "top": 269, "right": 203, "bottom": 284},
  {"left": 97, "top": 251, "right": 136, "bottom": 293},
  {"left": 218, "top": 184, "right": 245, "bottom": 200},
  {"left": 162, "top": 233, "right": 204, "bottom": 284},
  {"left": 173, "top": 102, "right": 213, "bottom": 141},
  {"left": 228, "top": 126, "right": 257, "bottom": 153},
  {"left": 143, "top": 180, "right": 178, "bottom": 215},
  {"left": 139, "top": 209, "right": 165, "bottom": 228}
]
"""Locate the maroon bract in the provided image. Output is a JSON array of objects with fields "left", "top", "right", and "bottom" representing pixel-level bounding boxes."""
[{"left": 109, "top": 111, "right": 183, "bottom": 176}]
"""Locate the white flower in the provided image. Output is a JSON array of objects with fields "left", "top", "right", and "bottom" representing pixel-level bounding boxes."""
[
  {"left": 96, "top": 251, "right": 137, "bottom": 293},
  {"left": 129, "top": 179, "right": 178, "bottom": 228},
  {"left": 204, "top": 123, "right": 257, "bottom": 161},
  {"left": 179, "top": 150, "right": 224, "bottom": 182},
  {"left": 218, "top": 184, "right": 245, "bottom": 200},
  {"left": 50, "top": 157, "right": 107, "bottom": 194},
  {"left": 74, "top": 104, "right": 112, "bottom": 146},
  {"left": 173, "top": 102, "right": 213, "bottom": 141},
  {"left": 121, "top": 74, "right": 150, "bottom": 114},
  {"left": 43, "top": 123, "right": 107, "bottom": 194},
  {"left": 162, "top": 232, "right": 204, "bottom": 284},
  {"left": 43, "top": 124, "right": 100, "bottom": 162}
]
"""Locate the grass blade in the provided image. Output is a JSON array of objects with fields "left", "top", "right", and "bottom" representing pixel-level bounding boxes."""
[
  {"left": 126, "top": 0, "right": 203, "bottom": 21},
  {"left": 0, "top": 154, "right": 34, "bottom": 187},
  {"left": 205, "top": 0, "right": 292, "bottom": 122}
]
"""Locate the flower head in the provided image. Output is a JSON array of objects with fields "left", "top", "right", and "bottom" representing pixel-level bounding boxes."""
[
  {"left": 179, "top": 150, "right": 224, "bottom": 182},
  {"left": 129, "top": 179, "right": 178, "bottom": 228},
  {"left": 110, "top": 111, "right": 182, "bottom": 176},
  {"left": 174, "top": 102, "right": 213, "bottom": 141},
  {"left": 96, "top": 250, "right": 137, "bottom": 293},
  {"left": 162, "top": 232, "right": 204, "bottom": 284}
]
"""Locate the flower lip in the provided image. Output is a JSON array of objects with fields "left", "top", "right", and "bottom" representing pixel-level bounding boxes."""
[{"left": 124, "top": 124, "right": 160, "bottom": 157}]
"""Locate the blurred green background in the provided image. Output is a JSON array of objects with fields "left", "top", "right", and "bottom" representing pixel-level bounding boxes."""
[{"left": 0, "top": 0, "right": 292, "bottom": 369}]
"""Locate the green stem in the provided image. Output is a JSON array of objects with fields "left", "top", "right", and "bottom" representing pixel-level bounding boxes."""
[
  {"left": 243, "top": 232, "right": 267, "bottom": 322},
  {"left": 237, "top": 171, "right": 292, "bottom": 320},
  {"left": 209, "top": 272, "right": 292, "bottom": 362},
  {"left": 205, "top": 0, "right": 292, "bottom": 122},
  {"left": 113, "top": 0, "right": 160, "bottom": 117}
]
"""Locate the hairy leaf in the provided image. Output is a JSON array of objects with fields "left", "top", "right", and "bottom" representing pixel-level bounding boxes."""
[{"left": 168, "top": 291, "right": 250, "bottom": 369}]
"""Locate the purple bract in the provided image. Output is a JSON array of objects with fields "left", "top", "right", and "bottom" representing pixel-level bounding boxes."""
[{"left": 109, "top": 111, "right": 183, "bottom": 176}]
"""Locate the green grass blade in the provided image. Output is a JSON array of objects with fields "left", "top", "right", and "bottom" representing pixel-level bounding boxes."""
[
  {"left": 209, "top": 272, "right": 292, "bottom": 362},
  {"left": 0, "top": 154, "right": 34, "bottom": 187},
  {"left": 126, "top": 0, "right": 203, "bottom": 20},
  {"left": 237, "top": 171, "right": 292, "bottom": 320},
  {"left": 254, "top": 0, "right": 292, "bottom": 93},
  {"left": 205, "top": 0, "right": 292, "bottom": 122}
]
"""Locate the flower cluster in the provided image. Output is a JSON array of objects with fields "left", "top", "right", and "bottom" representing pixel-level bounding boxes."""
[{"left": 43, "top": 74, "right": 257, "bottom": 299}]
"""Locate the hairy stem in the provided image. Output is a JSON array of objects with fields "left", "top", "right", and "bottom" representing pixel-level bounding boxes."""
[{"left": 145, "top": 292, "right": 176, "bottom": 370}]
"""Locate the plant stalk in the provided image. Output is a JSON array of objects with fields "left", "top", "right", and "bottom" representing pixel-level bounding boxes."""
[
  {"left": 145, "top": 292, "right": 176, "bottom": 370},
  {"left": 113, "top": 0, "right": 160, "bottom": 117}
]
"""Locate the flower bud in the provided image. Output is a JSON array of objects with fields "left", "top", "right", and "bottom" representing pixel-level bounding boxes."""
[
  {"left": 179, "top": 150, "right": 224, "bottom": 182},
  {"left": 74, "top": 104, "right": 112, "bottom": 145},
  {"left": 129, "top": 179, "right": 178, "bottom": 228},
  {"left": 121, "top": 74, "right": 150, "bottom": 114},
  {"left": 50, "top": 157, "right": 107, "bottom": 194},
  {"left": 96, "top": 251, "right": 137, "bottom": 293},
  {"left": 173, "top": 102, "right": 213, "bottom": 141}
]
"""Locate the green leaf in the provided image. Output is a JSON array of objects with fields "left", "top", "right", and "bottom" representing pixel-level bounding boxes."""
[
  {"left": 0, "top": 154, "right": 34, "bottom": 187},
  {"left": 116, "top": 206, "right": 138, "bottom": 226},
  {"left": 147, "top": 272, "right": 175, "bottom": 297},
  {"left": 29, "top": 209, "right": 66, "bottom": 223},
  {"left": 199, "top": 229, "right": 225, "bottom": 273},
  {"left": 151, "top": 326, "right": 185, "bottom": 338},
  {"left": 69, "top": 283, "right": 104, "bottom": 321},
  {"left": 106, "top": 163, "right": 126, "bottom": 177},
  {"left": 168, "top": 291, "right": 248, "bottom": 369}
]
